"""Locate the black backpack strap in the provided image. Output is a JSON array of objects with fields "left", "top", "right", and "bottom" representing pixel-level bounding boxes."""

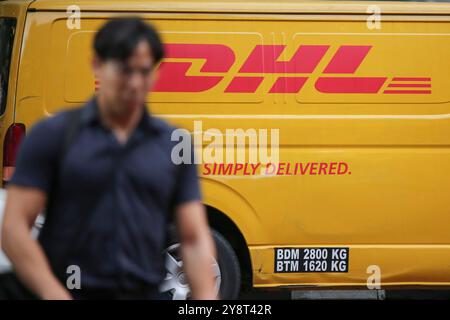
[
  {"left": 46, "top": 108, "right": 83, "bottom": 216},
  {"left": 59, "top": 108, "right": 83, "bottom": 165}
]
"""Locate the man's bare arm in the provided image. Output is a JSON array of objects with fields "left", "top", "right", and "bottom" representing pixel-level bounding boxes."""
[
  {"left": 175, "top": 201, "right": 218, "bottom": 300},
  {"left": 1, "top": 185, "right": 71, "bottom": 300}
]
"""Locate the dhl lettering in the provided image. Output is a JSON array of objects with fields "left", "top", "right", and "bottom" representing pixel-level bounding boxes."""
[
  {"left": 225, "top": 76, "right": 264, "bottom": 93},
  {"left": 238, "top": 44, "right": 329, "bottom": 73},
  {"left": 95, "top": 44, "right": 432, "bottom": 95},
  {"left": 313, "top": 45, "right": 388, "bottom": 94},
  {"left": 153, "top": 44, "right": 235, "bottom": 92},
  {"left": 383, "top": 77, "right": 432, "bottom": 94},
  {"left": 315, "top": 77, "right": 387, "bottom": 94},
  {"left": 323, "top": 45, "right": 372, "bottom": 74},
  {"left": 269, "top": 77, "right": 308, "bottom": 93}
]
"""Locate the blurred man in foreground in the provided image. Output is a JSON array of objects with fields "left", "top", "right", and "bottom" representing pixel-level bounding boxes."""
[{"left": 2, "top": 17, "right": 217, "bottom": 300}]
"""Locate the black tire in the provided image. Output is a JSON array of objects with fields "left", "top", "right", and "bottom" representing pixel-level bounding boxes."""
[
  {"left": 211, "top": 230, "right": 241, "bottom": 300},
  {"left": 166, "top": 226, "right": 241, "bottom": 300}
]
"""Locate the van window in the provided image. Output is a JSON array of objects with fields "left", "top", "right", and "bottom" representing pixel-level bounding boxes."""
[{"left": 0, "top": 18, "right": 16, "bottom": 115}]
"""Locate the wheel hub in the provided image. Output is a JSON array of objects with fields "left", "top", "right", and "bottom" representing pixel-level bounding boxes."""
[
  {"left": 160, "top": 243, "right": 221, "bottom": 300},
  {"left": 176, "top": 272, "right": 188, "bottom": 286}
]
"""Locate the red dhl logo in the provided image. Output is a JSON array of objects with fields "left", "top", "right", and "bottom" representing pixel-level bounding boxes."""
[{"left": 95, "top": 44, "right": 432, "bottom": 94}]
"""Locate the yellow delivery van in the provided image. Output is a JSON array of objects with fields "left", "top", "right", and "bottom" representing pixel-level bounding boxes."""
[{"left": 1, "top": 0, "right": 450, "bottom": 299}]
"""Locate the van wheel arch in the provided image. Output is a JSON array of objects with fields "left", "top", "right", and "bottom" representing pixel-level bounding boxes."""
[
  {"left": 165, "top": 206, "right": 253, "bottom": 299},
  {"left": 205, "top": 205, "right": 253, "bottom": 294}
]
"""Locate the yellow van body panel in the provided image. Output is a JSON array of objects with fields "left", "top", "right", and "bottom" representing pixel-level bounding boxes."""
[
  {"left": 27, "top": 0, "right": 450, "bottom": 15},
  {"left": 3, "top": 0, "right": 450, "bottom": 289},
  {"left": 0, "top": 0, "right": 34, "bottom": 174}
]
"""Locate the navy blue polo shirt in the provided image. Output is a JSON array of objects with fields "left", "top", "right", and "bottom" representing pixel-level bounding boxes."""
[{"left": 10, "top": 96, "right": 201, "bottom": 289}]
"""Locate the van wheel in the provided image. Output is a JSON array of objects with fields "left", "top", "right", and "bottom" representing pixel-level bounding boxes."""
[{"left": 160, "top": 228, "right": 241, "bottom": 300}]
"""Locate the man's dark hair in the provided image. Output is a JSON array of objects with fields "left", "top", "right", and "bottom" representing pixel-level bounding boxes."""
[{"left": 93, "top": 17, "right": 164, "bottom": 65}]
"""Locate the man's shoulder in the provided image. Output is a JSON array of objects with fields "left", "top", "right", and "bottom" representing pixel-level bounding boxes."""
[
  {"left": 150, "top": 116, "right": 186, "bottom": 137},
  {"left": 148, "top": 117, "right": 196, "bottom": 158},
  {"left": 26, "top": 108, "right": 79, "bottom": 143}
]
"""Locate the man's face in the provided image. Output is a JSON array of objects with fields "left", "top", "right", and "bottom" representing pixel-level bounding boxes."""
[{"left": 93, "top": 40, "right": 156, "bottom": 116}]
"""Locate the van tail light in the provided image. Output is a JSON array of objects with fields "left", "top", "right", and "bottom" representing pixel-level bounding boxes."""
[{"left": 3, "top": 123, "right": 26, "bottom": 186}]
